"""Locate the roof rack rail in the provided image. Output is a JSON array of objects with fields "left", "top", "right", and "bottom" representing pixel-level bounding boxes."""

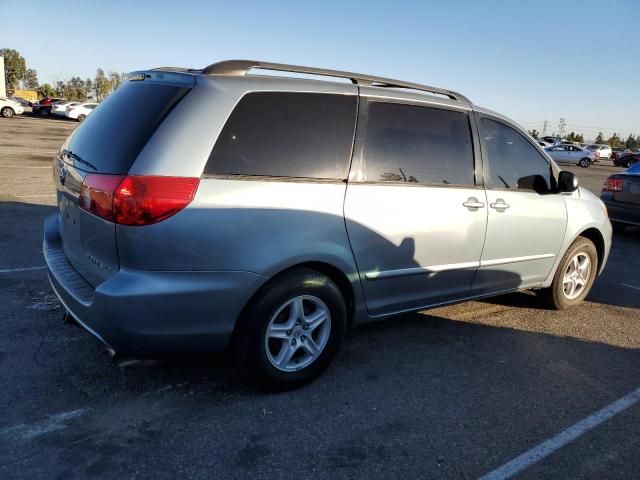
[{"left": 202, "top": 60, "right": 471, "bottom": 104}]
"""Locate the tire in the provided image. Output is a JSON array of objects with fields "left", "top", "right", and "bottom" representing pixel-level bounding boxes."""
[
  {"left": 234, "top": 268, "right": 347, "bottom": 391},
  {"left": 40, "top": 108, "right": 50, "bottom": 117},
  {"left": 1, "top": 107, "right": 14, "bottom": 118},
  {"left": 612, "top": 222, "right": 627, "bottom": 234},
  {"left": 542, "top": 237, "right": 598, "bottom": 310},
  {"left": 77, "top": 114, "right": 86, "bottom": 123},
  {"left": 579, "top": 158, "right": 590, "bottom": 168}
]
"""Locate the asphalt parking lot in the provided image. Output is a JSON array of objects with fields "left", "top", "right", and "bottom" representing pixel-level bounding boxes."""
[{"left": 1, "top": 114, "right": 639, "bottom": 479}]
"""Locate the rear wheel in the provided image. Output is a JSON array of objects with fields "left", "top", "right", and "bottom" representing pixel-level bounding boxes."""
[
  {"left": 1, "top": 107, "right": 14, "bottom": 118},
  {"left": 77, "top": 114, "right": 86, "bottom": 122},
  {"left": 542, "top": 237, "right": 598, "bottom": 310},
  {"left": 234, "top": 269, "right": 347, "bottom": 391}
]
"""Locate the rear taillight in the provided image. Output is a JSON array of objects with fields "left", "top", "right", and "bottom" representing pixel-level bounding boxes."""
[
  {"left": 602, "top": 177, "right": 623, "bottom": 192},
  {"left": 79, "top": 175, "right": 199, "bottom": 226},
  {"left": 79, "top": 174, "right": 124, "bottom": 221}
]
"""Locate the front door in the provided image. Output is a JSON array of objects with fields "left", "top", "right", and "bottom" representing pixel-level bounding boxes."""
[
  {"left": 471, "top": 115, "right": 567, "bottom": 295},
  {"left": 344, "top": 99, "right": 487, "bottom": 316}
]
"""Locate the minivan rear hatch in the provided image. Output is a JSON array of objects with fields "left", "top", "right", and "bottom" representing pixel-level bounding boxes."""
[{"left": 54, "top": 74, "right": 192, "bottom": 287}]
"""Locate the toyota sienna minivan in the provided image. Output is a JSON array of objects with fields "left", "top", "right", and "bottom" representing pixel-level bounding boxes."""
[{"left": 44, "top": 60, "right": 612, "bottom": 390}]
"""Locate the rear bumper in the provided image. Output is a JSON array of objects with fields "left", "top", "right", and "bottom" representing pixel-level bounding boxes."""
[
  {"left": 602, "top": 199, "right": 640, "bottom": 226},
  {"left": 43, "top": 214, "right": 266, "bottom": 356}
]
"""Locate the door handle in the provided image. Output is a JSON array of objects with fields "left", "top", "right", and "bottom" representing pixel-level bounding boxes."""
[
  {"left": 490, "top": 199, "right": 510, "bottom": 211},
  {"left": 463, "top": 197, "right": 486, "bottom": 210}
]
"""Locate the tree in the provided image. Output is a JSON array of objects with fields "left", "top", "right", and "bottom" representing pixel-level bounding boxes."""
[
  {"left": 94, "top": 68, "right": 111, "bottom": 101},
  {"left": 23, "top": 68, "right": 38, "bottom": 89},
  {"left": 0, "top": 48, "right": 27, "bottom": 89},
  {"left": 625, "top": 134, "right": 638, "bottom": 150},
  {"left": 108, "top": 71, "right": 122, "bottom": 92},
  {"left": 84, "top": 78, "right": 93, "bottom": 100},
  {"left": 575, "top": 133, "right": 584, "bottom": 143},
  {"left": 607, "top": 133, "right": 623, "bottom": 148},
  {"left": 594, "top": 132, "right": 604, "bottom": 144},
  {"left": 528, "top": 129, "right": 539, "bottom": 139},
  {"left": 40, "top": 83, "right": 55, "bottom": 97}
]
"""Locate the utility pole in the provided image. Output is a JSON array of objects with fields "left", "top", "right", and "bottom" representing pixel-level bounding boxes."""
[
  {"left": 542, "top": 119, "right": 548, "bottom": 136},
  {"left": 558, "top": 118, "right": 566, "bottom": 138}
]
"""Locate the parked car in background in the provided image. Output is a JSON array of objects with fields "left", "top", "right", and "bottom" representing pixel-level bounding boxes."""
[
  {"left": 44, "top": 60, "right": 612, "bottom": 390},
  {"left": 540, "top": 136, "right": 562, "bottom": 146},
  {"left": 611, "top": 147, "right": 625, "bottom": 160},
  {"left": 65, "top": 102, "right": 98, "bottom": 121},
  {"left": 32, "top": 98, "right": 65, "bottom": 117},
  {"left": 0, "top": 97, "right": 25, "bottom": 118},
  {"left": 545, "top": 144, "right": 596, "bottom": 167},
  {"left": 52, "top": 101, "right": 81, "bottom": 116},
  {"left": 586, "top": 144, "right": 612, "bottom": 159},
  {"left": 613, "top": 153, "right": 640, "bottom": 169},
  {"left": 10, "top": 96, "right": 31, "bottom": 107},
  {"left": 601, "top": 161, "right": 640, "bottom": 232}
]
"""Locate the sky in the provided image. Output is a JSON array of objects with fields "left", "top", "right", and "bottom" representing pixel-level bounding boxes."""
[{"left": 2, "top": 0, "right": 639, "bottom": 141}]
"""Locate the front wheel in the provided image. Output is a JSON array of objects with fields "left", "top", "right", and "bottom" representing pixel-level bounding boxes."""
[
  {"left": 579, "top": 158, "right": 591, "bottom": 168},
  {"left": 542, "top": 237, "right": 598, "bottom": 310},
  {"left": 234, "top": 269, "right": 347, "bottom": 391},
  {"left": 1, "top": 107, "right": 14, "bottom": 118},
  {"left": 77, "top": 114, "right": 86, "bottom": 122}
]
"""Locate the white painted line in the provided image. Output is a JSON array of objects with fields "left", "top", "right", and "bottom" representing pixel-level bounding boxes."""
[
  {"left": 621, "top": 283, "right": 640, "bottom": 291},
  {"left": 0, "top": 409, "right": 86, "bottom": 440},
  {"left": 0, "top": 266, "right": 46, "bottom": 274},
  {"left": 480, "top": 387, "right": 640, "bottom": 480}
]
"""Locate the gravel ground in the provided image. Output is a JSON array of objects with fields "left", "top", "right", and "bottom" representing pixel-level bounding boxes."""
[{"left": 0, "top": 114, "right": 639, "bottom": 479}]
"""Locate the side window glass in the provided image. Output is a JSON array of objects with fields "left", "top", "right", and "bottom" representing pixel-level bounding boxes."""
[
  {"left": 362, "top": 102, "right": 475, "bottom": 186},
  {"left": 480, "top": 118, "right": 552, "bottom": 194},
  {"left": 206, "top": 92, "right": 357, "bottom": 179}
]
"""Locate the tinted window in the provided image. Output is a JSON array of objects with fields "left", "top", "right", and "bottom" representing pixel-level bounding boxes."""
[
  {"left": 480, "top": 118, "right": 552, "bottom": 193},
  {"left": 64, "top": 82, "right": 189, "bottom": 174},
  {"left": 205, "top": 92, "right": 357, "bottom": 179},
  {"left": 362, "top": 102, "right": 475, "bottom": 186}
]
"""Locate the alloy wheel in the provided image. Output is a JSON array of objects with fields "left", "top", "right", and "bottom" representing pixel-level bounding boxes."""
[
  {"left": 562, "top": 252, "right": 591, "bottom": 300},
  {"left": 264, "top": 295, "right": 331, "bottom": 372}
]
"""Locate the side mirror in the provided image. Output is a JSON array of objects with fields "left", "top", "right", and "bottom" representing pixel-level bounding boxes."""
[{"left": 558, "top": 171, "right": 579, "bottom": 193}]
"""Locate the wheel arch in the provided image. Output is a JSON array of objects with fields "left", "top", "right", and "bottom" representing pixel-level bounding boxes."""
[
  {"left": 1, "top": 106, "right": 15, "bottom": 116},
  {"left": 229, "top": 260, "right": 357, "bottom": 349},
  {"left": 577, "top": 227, "right": 606, "bottom": 274}
]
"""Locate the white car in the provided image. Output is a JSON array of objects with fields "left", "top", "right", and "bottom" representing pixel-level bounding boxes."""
[
  {"left": 545, "top": 145, "right": 597, "bottom": 167},
  {"left": 0, "top": 97, "right": 25, "bottom": 118},
  {"left": 65, "top": 102, "right": 98, "bottom": 122},
  {"left": 586, "top": 144, "right": 612, "bottom": 159},
  {"left": 52, "top": 101, "right": 81, "bottom": 116}
]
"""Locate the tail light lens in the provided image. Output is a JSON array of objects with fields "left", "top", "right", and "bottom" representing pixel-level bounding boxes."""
[
  {"left": 79, "top": 175, "right": 199, "bottom": 226},
  {"left": 602, "top": 177, "right": 623, "bottom": 192}
]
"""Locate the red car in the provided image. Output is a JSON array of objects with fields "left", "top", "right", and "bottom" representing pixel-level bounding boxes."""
[{"left": 32, "top": 97, "right": 64, "bottom": 117}]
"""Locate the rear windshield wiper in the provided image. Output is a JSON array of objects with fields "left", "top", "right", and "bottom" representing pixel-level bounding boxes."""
[{"left": 62, "top": 149, "right": 97, "bottom": 171}]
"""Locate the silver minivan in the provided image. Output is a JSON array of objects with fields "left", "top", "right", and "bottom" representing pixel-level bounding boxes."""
[{"left": 44, "top": 60, "right": 612, "bottom": 390}]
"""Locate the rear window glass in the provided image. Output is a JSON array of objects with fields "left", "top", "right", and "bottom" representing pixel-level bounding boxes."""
[
  {"left": 63, "top": 82, "right": 189, "bottom": 174},
  {"left": 205, "top": 92, "right": 357, "bottom": 179}
]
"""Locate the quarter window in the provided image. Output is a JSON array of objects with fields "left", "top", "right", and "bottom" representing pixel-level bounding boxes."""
[
  {"left": 362, "top": 102, "right": 475, "bottom": 186},
  {"left": 205, "top": 92, "right": 357, "bottom": 179},
  {"left": 480, "top": 118, "right": 552, "bottom": 193}
]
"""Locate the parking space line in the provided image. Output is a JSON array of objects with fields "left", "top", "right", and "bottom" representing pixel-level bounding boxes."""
[
  {"left": 621, "top": 283, "right": 640, "bottom": 291},
  {"left": 0, "top": 266, "right": 46, "bottom": 274},
  {"left": 479, "top": 387, "right": 640, "bottom": 480}
]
